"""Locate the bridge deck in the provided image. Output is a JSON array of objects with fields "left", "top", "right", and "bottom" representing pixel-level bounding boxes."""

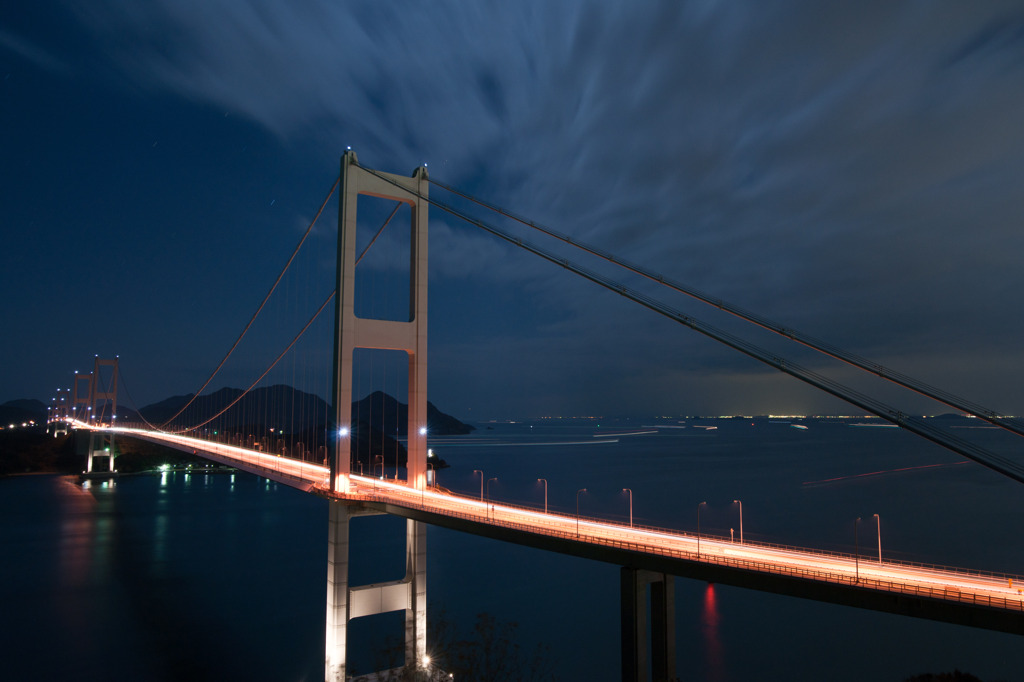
[{"left": 105, "top": 425, "right": 1024, "bottom": 633}]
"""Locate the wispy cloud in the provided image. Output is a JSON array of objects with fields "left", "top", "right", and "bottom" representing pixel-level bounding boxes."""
[
  {"left": 52, "top": 0, "right": 1024, "bottom": 413},
  {"left": 0, "top": 28, "right": 65, "bottom": 73}
]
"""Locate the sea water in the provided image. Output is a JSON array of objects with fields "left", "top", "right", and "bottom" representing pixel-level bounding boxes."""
[{"left": 2, "top": 419, "right": 1022, "bottom": 681}]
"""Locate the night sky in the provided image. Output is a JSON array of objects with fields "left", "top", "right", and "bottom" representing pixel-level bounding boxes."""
[{"left": 4, "top": 2, "right": 1024, "bottom": 421}]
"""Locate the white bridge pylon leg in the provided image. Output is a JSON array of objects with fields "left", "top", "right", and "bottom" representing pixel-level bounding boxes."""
[
  {"left": 325, "top": 151, "right": 430, "bottom": 681},
  {"left": 325, "top": 503, "right": 428, "bottom": 682}
]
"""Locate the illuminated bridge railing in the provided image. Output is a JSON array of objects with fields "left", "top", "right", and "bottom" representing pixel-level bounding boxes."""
[{"left": 344, "top": 485, "right": 1024, "bottom": 614}]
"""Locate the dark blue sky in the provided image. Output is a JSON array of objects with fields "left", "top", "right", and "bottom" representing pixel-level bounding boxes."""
[{"left": 4, "top": 2, "right": 1024, "bottom": 420}]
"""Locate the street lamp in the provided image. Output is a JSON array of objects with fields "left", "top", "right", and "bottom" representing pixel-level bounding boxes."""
[
  {"left": 734, "top": 499, "right": 743, "bottom": 544},
  {"left": 473, "top": 469, "right": 483, "bottom": 502},
  {"left": 537, "top": 478, "right": 548, "bottom": 514},
  {"left": 873, "top": 513, "right": 881, "bottom": 563},
  {"left": 486, "top": 477, "right": 498, "bottom": 520},
  {"left": 697, "top": 501, "right": 707, "bottom": 558},
  {"left": 576, "top": 488, "right": 588, "bottom": 537},
  {"left": 622, "top": 488, "right": 633, "bottom": 528},
  {"left": 855, "top": 517, "right": 861, "bottom": 583}
]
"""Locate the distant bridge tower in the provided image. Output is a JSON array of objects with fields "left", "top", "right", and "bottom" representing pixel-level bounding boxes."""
[
  {"left": 325, "top": 151, "right": 429, "bottom": 682},
  {"left": 84, "top": 357, "right": 119, "bottom": 473},
  {"left": 72, "top": 370, "right": 93, "bottom": 424},
  {"left": 50, "top": 388, "right": 70, "bottom": 436}
]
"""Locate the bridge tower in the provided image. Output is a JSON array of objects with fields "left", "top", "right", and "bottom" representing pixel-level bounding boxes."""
[
  {"left": 72, "top": 370, "right": 95, "bottom": 465},
  {"left": 49, "top": 388, "right": 70, "bottom": 436},
  {"left": 72, "top": 370, "right": 93, "bottom": 424},
  {"left": 326, "top": 151, "right": 429, "bottom": 682},
  {"left": 84, "top": 357, "right": 119, "bottom": 473}
]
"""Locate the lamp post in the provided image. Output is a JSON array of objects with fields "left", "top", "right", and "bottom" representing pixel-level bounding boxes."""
[
  {"left": 734, "top": 499, "right": 743, "bottom": 544},
  {"left": 576, "top": 488, "right": 587, "bottom": 538},
  {"left": 473, "top": 469, "right": 483, "bottom": 502},
  {"left": 873, "top": 513, "right": 881, "bottom": 563},
  {"left": 697, "top": 501, "right": 707, "bottom": 558},
  {"left": 486, "top": 477, "right": 498, "bottom": 520},
  {"left": 854, "top": 517, "right": 861, "bottom": 583},
  {"left": 538, "top": 478, "right": 548, "bottom": 514},
  {"left": 623, "top": 488, "right": 633, "bottom": 528}
]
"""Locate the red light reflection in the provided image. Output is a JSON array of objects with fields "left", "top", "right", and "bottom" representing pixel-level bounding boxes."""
[{"left": 702, "top": 582, "right": 725, "bottom": 682}]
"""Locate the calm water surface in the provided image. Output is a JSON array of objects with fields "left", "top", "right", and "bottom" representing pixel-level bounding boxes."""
[{"left": 2, "top": 419, "right": 1023, "bottom": 681}]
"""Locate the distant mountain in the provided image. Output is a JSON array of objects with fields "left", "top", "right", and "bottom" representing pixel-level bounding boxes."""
[
  {"left": 0, "top": 399, "right": 47, "bottom": 427},
  {"left": 4, "top": 399, "right": 47, "bottom": 413},
  {"left": 137, "top": 385, "right": 473, "bottom": 436},
  {"left": 352, "top": 391, "right": 475, "bottom": 436}
]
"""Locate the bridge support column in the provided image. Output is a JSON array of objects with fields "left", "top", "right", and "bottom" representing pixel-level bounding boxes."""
[
  {"left": 325, "top": 501, "right": 427, "bottom": 682},
  {"left": 621, "top": 568, "right": 676, "bottom": 682},
  {"left": 405, "top": 517, "right": 427, "bottom": 666},
  {"left": 325, "top": 501, "right": 350, "bottom": 682},
  {"left": 86, "top": 432, "right": 98, "bottom": 473}
]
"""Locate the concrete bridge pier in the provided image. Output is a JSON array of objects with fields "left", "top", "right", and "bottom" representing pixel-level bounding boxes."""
[
  {"left": 85, "top": 431, "right": 116, "bottom": 473},
  {"left": 325, "top": 500, "right": 427, "bottom": 682},
  {"left": 86, "top": 432, "right": 97, "bottom": 473},
  {"left": 621, "top": 568, "right": 676, "bottom": 682}
]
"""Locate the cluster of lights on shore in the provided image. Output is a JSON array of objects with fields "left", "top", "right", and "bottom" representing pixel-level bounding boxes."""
[{"left": 2, "top": 420, "right": 37, "bottom": 430}]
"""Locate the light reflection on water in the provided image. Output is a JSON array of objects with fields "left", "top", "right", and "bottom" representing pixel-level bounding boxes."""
[{"left": 702, "top": 583, "right": 724, "bottom": 682}]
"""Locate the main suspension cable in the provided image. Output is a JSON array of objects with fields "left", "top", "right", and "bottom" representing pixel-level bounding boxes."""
[
  {"left": 357, "top": 161, "right": 1024, "bottom": 484},
  {"left": 159, "top": 177, "right": 340, "bottom": 428},
  {"left": 115, "top": 368, "right": 167, "bottom": 432},
  {"left": 428, "top": 176, "right": 1024, "bottom": 439}
]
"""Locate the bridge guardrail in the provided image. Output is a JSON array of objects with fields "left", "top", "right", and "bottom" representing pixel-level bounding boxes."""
[
  {"left": 363, "top": 482, "right": 1023, "bottom": 582},
  {"left": 348, "top": 486, "right": 1024, "bottom": 614}
]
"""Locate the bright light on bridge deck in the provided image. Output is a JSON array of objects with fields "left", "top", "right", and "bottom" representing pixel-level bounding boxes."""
[
  {"left": 418, "top": 427, "right": 427, "bottom": 436},
  {"left": 338, "top": 427, "right": 349, "bottom": 437}
]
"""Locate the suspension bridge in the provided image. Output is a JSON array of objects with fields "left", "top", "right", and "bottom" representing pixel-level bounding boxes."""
[{"left": 51, "top": 152, "right": 1024, "bottom": 682}]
